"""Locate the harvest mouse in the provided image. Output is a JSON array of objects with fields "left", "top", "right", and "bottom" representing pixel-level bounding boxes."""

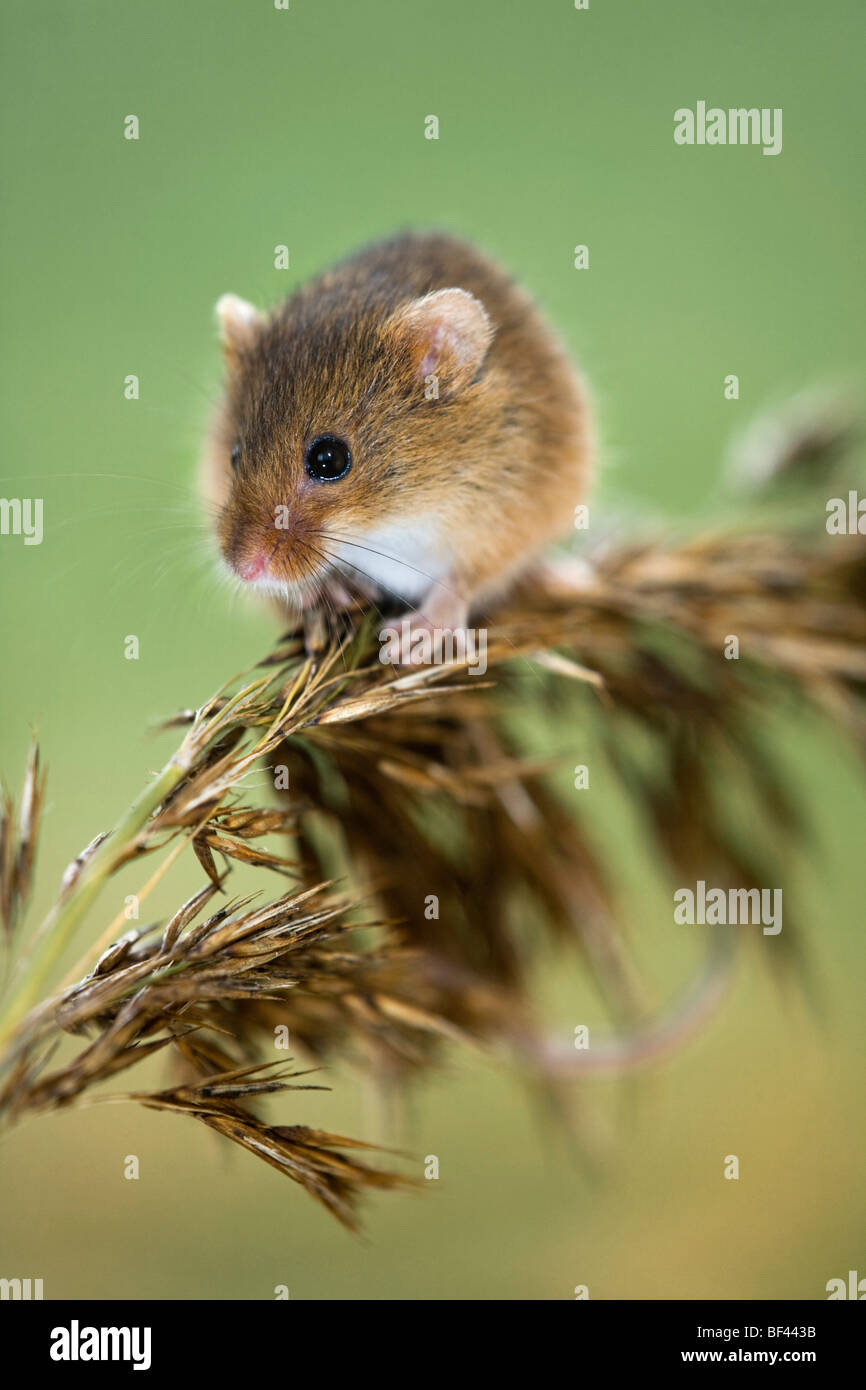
[{"left": 203, "top": 232, "right": 593, "bottom": 657}]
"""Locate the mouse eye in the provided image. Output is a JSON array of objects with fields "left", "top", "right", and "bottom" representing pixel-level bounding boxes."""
[
  {"left": 305, "top": 435, "right": 352, "bottom": 482},
  {"left": 230, "top": 443, "right": 242, "bottom": 472}
]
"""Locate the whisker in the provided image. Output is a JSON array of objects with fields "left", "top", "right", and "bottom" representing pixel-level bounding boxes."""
[
  {"left": 39, "top": 508, "right": 210, "bottom": 541},
  {"left": 311, "top": 530, "right": 456, "bottom": 602},
  {"left": 0, "top": 471, "right": 196, "bottom": 499},
  {"left": 303, "top": 538, "right": 410, "bottom": 622}
]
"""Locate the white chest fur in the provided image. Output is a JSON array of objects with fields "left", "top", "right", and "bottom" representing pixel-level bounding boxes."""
[{"left": 327, "top": 513, "right": 451, "bottom": 606}]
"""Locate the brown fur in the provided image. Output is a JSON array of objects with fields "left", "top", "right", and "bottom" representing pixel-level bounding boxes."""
[{"left": 204, "top": 231, "right": 593, "bottom": 622}]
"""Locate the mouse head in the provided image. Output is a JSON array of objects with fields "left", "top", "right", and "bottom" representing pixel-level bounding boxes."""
[{"left": 206, "top": 283, "right": 493, "bottom": 608}]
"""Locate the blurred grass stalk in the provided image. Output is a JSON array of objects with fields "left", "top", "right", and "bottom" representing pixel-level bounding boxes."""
[{"left": 0, "top": 760, "right": 183, "bottom": 1050}]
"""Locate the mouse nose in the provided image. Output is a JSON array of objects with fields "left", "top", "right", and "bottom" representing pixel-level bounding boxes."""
[{"left": 235, "top": 550, "right": 270, "bottom": 583}]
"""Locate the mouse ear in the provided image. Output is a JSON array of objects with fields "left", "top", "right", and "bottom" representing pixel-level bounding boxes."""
[
  {"left": 216, "top": 294, "right": 263, "bottom": 360},
  {"left": 386, "top": 288, "right": 492, "bottom": 393}
]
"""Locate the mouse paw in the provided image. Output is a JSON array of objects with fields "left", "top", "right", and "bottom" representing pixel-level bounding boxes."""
[
  {"left": 532, "top": 554, "right": 596, "bottom": 597},
  {"left": 379, "top": 593, "right": 470, "bottom": 668},
  {"left": 317, "top": 575, "right": 356, "bottom": 610}
]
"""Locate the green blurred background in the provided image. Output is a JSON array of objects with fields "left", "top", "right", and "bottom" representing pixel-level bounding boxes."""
[{"left": 1, "top": 0, "right": 864, "bottom": 1299}]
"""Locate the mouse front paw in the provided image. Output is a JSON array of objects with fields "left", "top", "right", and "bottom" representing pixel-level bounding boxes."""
[{"left": 378, "top": 592, "right": 471, "bottom": 668}]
